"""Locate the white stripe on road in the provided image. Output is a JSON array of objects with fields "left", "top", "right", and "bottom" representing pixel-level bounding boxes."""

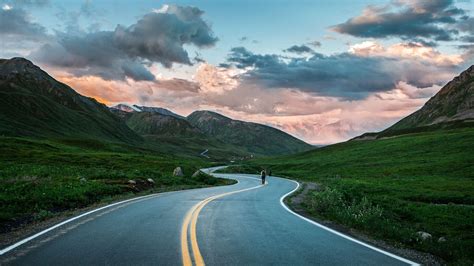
[
  {"left": 0, "top": 193, "right": 163, "bottom": 256},
  {"left": 0, "top": 167, "right": 238, "bottom": 256},
  {"left": 213, "top": 171, "right": 419, "bottom": 265}
]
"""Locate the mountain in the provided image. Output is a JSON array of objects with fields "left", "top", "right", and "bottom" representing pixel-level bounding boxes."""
[
  {"left": 187, "top": 110, "right": 312, "bottom": 155},
  {"left": 354, "top": 65, "right": 474, "bottom": 140},
  {"left": 111, "top": 104, "right": 184, "bottom": 119},
  {"left": 111, "top": 104, "right": 142, "bottom": 113},
  {"left": 0, "top": 57, "right": 311, "bottom": 158},
  {"left": 0, "top": 58, "right": 141, "bottom": 143},
  {"left": 112, "top": 108, "right": 248, "bottom": 158},
  {"left": 126, "top": 112, "right": 200, "bottom": 136},
  {"left": 388, "top": 65, "right": 474, "bottom": 130}
]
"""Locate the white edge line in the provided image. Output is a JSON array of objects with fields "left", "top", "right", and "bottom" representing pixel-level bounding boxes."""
[
  {"left": 277, "top": 177, "right": 420, "bottom": 266},
  {"left": 214, "top": 171, "right": 418, "bottom": 265},
  {"left": 0, "top": 167, "right": 235, "bottom": 256},
  {"left": 0, "top": 193, "right": 160, "bottom": 256}
]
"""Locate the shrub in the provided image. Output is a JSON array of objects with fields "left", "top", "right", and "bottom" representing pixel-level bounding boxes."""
[{"left": 308, "top": 187, "right": 383, "bottom": 227}]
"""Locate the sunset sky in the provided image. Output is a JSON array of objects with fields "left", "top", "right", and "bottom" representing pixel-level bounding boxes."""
[{"left": 1, "top": 0, "right": 473, "bottom": 144}]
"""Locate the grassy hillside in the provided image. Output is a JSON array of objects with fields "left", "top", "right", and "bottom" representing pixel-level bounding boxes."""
[
  {"left": 0, "top": 58, "right": 142, "bottom": 144},
  {"left": 126, "top": 112, "right": 201, "bottom": 136},
  {"left": 0, "top": 137, "right": 233, "bottom": 233},
  {"left": 221, "top": 128, "right": 474, "bottom": 264},
  {"left": 187, "top": 110, "right": 312, "bottom": 156},
  {"left": 381, "top": 65, "right": 474, "bottom": 134},
  {"left": 112, "top": 110, "right": 249, "bottom": 159}
]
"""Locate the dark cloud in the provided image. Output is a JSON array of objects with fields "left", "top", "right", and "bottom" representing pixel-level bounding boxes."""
[
  {"left": 308, "top": 41, "right": 321, "bottom": 48},
  {"left": 284, "top": 45, "right": 315, "bottom": 54},
  {"left": 193, "top": 52, "right": 205, "bottom": 63},
  {"left": 332, "top": 0, "right": 466, "bottom": 42},
  {"left": 0, "top": 8, "right": 47, "bottom": 40},
  {"left": 31, "top": 5, "right": 218, "bottom": 81},
  {"left": 457, "top": 16, "right": 474, "bottom": 42},
  {"left": 225, "top": 47, "right": 458, "bottom": 100}
]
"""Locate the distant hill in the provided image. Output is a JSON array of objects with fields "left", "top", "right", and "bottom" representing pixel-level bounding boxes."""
[
  {"left": 111, "top": 108, "right": 248, "bottom": 158},
  {"left": 126, "top": 112, "right": 201, "bottom": 137},
  {"left": 0, "top": 58, "right": 141, "bottom": 144},
  {"left": 354, "top": 65, "right": 474, "bottom": 140},
  {"left": 187, "top": 110, "right": 312, "bottom": 155}
]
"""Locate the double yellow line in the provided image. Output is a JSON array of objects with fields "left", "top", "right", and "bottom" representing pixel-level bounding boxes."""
[{"left": 181, "top": 181, "right": 265, "bottom": 266}]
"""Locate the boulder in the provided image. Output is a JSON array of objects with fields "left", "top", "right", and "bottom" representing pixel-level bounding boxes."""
[
  {"left": 416, "top": 231, "right": 432, "bottom": 241},
  {"left": 146, "top": 178, "right": 155, "bottom": 184},
  {"left": 173, "top": 167, "right": 184, "bottom": 177},
  {"left": 79, "top": 177, "right": 87, "bottom": 183},
  {"left": 128, "top": 179, "right": 136, "bottom": 185},
  {"left": 438, "top": 237, "right": 447, "bottom": 243}
]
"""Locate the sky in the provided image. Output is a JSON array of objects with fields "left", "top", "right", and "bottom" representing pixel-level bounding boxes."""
[{"left": 1, "top": 0, "right": 473, "bottom": 144}]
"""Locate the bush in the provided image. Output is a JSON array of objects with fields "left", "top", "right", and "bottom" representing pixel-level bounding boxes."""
[
  {"left": 308, "top": 187, "right": 383, "bottom": 227},
  {"left": 308, "top": 187, "right": 344, "bottom": 214}
]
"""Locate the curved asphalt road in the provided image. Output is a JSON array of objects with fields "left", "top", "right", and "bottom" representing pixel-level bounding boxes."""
[{"left": 0, "top": 167, "right": 416, "bottom": 265}]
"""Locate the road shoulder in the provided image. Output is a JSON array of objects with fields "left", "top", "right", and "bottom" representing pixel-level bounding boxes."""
[{"left": 285, "top": 181, "right": 443, "bottom": 266}]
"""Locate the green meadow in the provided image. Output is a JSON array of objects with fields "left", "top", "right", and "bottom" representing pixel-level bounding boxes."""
[{"left": 0, "top": 137, "right": 231, "bottom": 233}]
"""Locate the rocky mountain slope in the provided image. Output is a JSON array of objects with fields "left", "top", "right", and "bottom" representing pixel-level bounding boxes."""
[
  {"left": 187, "top": 110, "right": 312, "bottom": 155},
  {"left": 0, "top": 58, "right": 141, "bottom": 143},
  {"left": 354, "top": 65, "right": 474, "bottom": 140},
  {"left": 388, "top": 65, "right": 474, "bottom": 131}
]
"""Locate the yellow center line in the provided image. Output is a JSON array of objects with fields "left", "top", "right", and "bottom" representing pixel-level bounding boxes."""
[{"left": 181, "top": 181, "right": 266, "bottom": 266}]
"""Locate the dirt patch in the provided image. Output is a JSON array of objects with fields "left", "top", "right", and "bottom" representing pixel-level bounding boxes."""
[{"left": 286, "top": 181, "right": 443, "bottom": 266}]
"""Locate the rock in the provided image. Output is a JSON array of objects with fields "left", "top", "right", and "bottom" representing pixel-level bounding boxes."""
[
  {"left": 417, "top": 231, "right": 432, "bottom": 241},
  {"left": 79, "top": 177, "right": 87, "bottom": 183},
  {"left": 173, "top": 167, "right": 184, "bottom": 177},
  {"left": 128, "top": 179, "right": 136, "bottom": 185},
  {"left": 146, "top": 178, "right": 155, "bottom": 184},
  {"left": 192, "top": 170, "right": 202, "bottom": 178},
  {"left": 438, "top": 237, "right": 446, "bottom": 243}
]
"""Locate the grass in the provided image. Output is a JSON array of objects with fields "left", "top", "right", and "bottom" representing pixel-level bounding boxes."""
[
  {"left": 219, "top": 127, "right": 474, "bottom": 265},
  {"left": 0, "top": 137, "right": 232, "bottom": 233}
]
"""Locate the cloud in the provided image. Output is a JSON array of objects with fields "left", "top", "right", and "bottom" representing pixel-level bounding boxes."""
[
  {"left": 224, "top": 45, "right": 460, "bottom": 99},
  {"left": 49, "top": 53, "right": 451, "bottom": 145},
  {"left": 348, "top": 41, "right": 463, "bottom": 66},
  {"left": 0, "top": 7, "right": 47, "bottom": 40},
  {"left": 31, "top": 4, "right": 218, "bottom": 81},
  {"left": 308, "top": 41, "right": 321, "bottom": 48},
  {"left": 284, "top": 45, "right": 315, "bottom": 54},
  {"left": 331, "top": 0, "right": 467, "bottom": 42},
  {"left": 457, "top": 16, "right": 474, "bottom": 42},
  {"left": 3, "top": 0, "right": 49, "bottom": 7}
]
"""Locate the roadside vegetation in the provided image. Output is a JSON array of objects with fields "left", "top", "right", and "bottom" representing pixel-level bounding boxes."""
[
  {"left": 0, "top": 137, "right": 232, "bottom": 233},
  {"left": 219, "top": 127, "right": 474, "bottom": 265}
]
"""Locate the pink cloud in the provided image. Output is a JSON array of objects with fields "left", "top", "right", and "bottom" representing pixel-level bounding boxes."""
[{"left": 46, "top": 45, "right": 458, "bottom": 145}]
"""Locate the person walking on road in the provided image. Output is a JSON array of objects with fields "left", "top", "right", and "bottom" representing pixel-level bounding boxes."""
[{"left": 261, "top": 169, "right": 266, "bottom": 185}]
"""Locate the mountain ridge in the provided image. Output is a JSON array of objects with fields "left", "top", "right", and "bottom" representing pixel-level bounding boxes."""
[
  {"left": 353, "top": 65, "right": 474, "bottom": 140},
  {"left": 187, "top": 110, "right": 312, "bottom": 155},
  {"left": 0, "top": 57, "right": 142, "bottom": 144}
]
